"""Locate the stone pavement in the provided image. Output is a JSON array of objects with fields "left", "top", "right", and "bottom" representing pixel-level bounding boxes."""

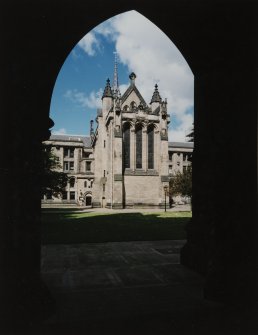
[{"left": 38, "top": 240, "right": 257, "bottom": 335}]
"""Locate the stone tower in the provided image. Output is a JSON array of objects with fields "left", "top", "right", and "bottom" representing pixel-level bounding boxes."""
[{"left": 92, "top": 70, "right": 170, "bottom": 208}]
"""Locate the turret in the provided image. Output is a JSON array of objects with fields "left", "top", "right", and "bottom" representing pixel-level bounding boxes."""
[{"left": 102, "top": 78, "right": 113, "bottom": 116}]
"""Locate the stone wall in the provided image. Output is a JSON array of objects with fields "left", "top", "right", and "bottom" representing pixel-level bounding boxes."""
[{"left": 124, "top": 175, "right": 162, "bottom": 207}]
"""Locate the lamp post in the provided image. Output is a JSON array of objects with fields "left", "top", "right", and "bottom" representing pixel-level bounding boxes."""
[{"left": 164, "top": 185, "right": 168, "bottom": 212}]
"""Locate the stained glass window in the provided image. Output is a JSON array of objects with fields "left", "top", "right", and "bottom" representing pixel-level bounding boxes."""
[
  {"left": 123, "top": 123, "right": 130, "bottom": 168},
  {"left": 148, "top": 125, "right": 154, "bottom": 169},
  {"left": 136, "top": 124, "right": 142, "bottom": 169}
]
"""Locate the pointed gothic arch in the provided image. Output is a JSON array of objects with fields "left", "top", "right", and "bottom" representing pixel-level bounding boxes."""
[
  {"left": 123, "top": 122, "right": 131, "bottom": 169},
  {"left": 1, "top": 1, "right": 256, "bottom": 326},
  {"left": 135, "top": 123, "right": 143, "bottom": 169},
  {"left": 147, "top": 124, "right": 155, "bottom": 169}
]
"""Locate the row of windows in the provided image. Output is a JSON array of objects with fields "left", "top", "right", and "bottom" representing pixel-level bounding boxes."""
[
  {"left": 42, "top": 190, "right": 75, "bottom": 200},
  {"left": 62, "top": 191, "right": 75, "bottom": 200},
  {"left": 67, "top": 178, "right": 93, "bottom": 188},
  {"left": 123, "top": 124, "right": 154, "bottom": 169},
  {"left": 169, "top": 152, "right": 189, "bottom": 161},
  {"left": 64, "top": 147, "right": 92, "bottom": 159},
  {"left": 43, "top": 191, "right": 93, "bottom": 202},
  {"left": 63, "top": 161, "right": 91, "bottom": 172},
  {"left": 123, "top": 101, "right": 143, "bottom": 111},
  {"left": 169, "top": 164, "right": 190, "bottom": 173}
]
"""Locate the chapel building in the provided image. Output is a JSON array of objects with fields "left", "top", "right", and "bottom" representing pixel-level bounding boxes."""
[
  {"left": 91, "top": 72, "right": 170, "bottom": 208},
  {"left": 42, "top": 71, "right": 193, "bottom": 208}
]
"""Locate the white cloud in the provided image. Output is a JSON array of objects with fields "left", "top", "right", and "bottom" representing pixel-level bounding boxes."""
[
  {"left": 78, "top": 32, "right": 100, "bottom": 56},
  {"left": 52, "top": 128, "right": 67, "bottom": 135},
  {"left": 168, "top": 113, "right": 193, "bottom": 142},
  {"left": 119, "top": 83, "right": 128, "bottom": 95},
  {"left": 94, "top": 10, "right": 194, "bottom": 141},
  {"left": 64, "top": 89, "right": 102, "bottom": 109}
]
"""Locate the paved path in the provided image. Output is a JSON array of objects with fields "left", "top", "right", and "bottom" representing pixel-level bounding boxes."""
[
  {"left": 38, "top": 240, "right": 256, "bottom": 334},
  {"left": 41, "top": 240, "right": 191, "bottom": 292}
]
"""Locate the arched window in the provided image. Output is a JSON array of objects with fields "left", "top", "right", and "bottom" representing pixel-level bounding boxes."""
[
  {"left": 130, "top": 101, "right": 137, "bottom": 109},
  {"left": 123, "top": 123, "right": 130, "bottom": 168},
  {"left": 136, "top": 124, "right": 142, "bottom": 169},
  {"left": 148, "top": 125, "right": 154, "bottom": 169}
]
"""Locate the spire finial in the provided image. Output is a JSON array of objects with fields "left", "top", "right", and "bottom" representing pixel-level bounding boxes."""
[{"left": 113, "top": 51, "right": 120, "bottom": 98}]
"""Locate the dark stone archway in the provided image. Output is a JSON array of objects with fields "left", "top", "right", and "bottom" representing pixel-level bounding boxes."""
[{"left": 0, "top": 0, "right": 257, "bottom": 328}]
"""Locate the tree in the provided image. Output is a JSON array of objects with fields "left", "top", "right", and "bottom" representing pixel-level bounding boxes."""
[
  {"left": 169, "top": 166, "right": 192, "bottom": 200},
  {"left": 186, "top": 123, "right": 194, "bottom": 142},
  {"left": 41, "top": 144, "right": 68, "bottom": 197}
]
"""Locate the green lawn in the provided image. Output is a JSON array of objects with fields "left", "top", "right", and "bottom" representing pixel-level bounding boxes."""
[{"left": 41, "top": 210, "right": 191, "bottom": 244}]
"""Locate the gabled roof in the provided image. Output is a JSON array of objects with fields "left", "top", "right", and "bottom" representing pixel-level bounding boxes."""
[{"left": 121, "top": 83, "right": 147, "bottom": 106}]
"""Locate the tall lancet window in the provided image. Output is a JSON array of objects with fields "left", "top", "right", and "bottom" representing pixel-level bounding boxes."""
[
  {"left": 136, "top": 124, "right": 142, "bottom": 169},
  {"left": 123, "top": 123, "right": 130, "bottom": 169},
  {"left": 148, "top": 125, "right": 155, "bottom": 169}
]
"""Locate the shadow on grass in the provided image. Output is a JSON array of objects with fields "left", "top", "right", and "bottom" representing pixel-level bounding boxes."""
[{"left": 41, "top": 212, "right": 191, "bottom": 244}]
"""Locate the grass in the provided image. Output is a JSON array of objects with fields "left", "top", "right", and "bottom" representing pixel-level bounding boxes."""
[{"left": 41, "top": 210, "right": 191, "bottom": 244}]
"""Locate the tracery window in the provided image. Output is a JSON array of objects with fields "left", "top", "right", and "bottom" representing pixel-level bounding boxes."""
[
  {"left": 123, "top": 123, "right": 130, "bottom": 168},
  {"left": 136, "top": 124, "right": 142, "bottom": 169},
  {"left": 148, "top": 125, "right": 154, "bottom": 169}
]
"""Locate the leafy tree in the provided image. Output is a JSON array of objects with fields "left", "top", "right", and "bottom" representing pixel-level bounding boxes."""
[
  {"left": 186, "top": 123, "right": 194, "bottom": 142},
  {"left": 41, "top": 144, "right": 68, "bottom": 197},
  {"left": 169, "top": 166, "right": 192, "bottom": 200}
]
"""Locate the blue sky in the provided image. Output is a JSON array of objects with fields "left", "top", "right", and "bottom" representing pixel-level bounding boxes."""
[{"left": 50, "top": 10, "right": 194, "bottom": 141}]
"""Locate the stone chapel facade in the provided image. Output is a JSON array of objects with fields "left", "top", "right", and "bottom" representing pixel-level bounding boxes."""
[
  {"left": 42, "top": 72, "right": 193, "bottom": 208},
  {"left": 91, "top": 73, "right": 170, "bottom": 208}
]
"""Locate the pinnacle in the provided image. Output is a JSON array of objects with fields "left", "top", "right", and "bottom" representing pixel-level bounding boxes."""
[
  {"left": 102, "top": 78, "right": 113, "bottom": 99},
  {"left": 150, "top": 84, "right": 162, "bottom": 103}
]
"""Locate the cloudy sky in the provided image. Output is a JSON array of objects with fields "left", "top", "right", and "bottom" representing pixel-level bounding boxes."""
[{"left": 50, "top": 10, "right": 194, "bottom": 142}]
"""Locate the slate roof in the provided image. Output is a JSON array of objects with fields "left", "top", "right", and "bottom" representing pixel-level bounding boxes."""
[
  {"left": 169, "top": 142, "right": 194, "bottom": 149},
  {"left": 49, "top": 134, "right": 92, "bottom": 148}
]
